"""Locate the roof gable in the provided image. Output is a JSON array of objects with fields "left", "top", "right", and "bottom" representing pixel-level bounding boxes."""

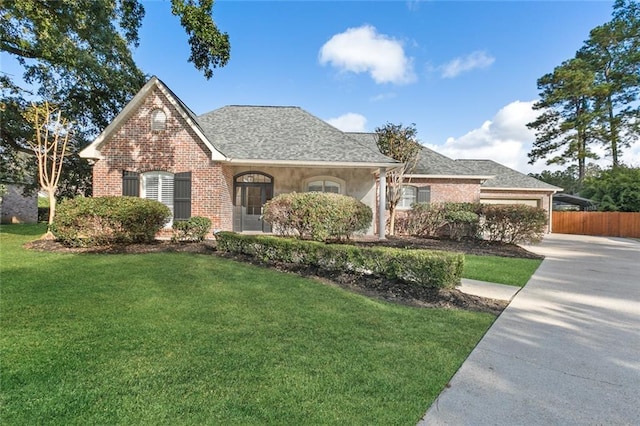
[
  {"left": 79, "top": 76, "right": 225, "bottom": 161},
  {"left": 197, "top": 107, "right": 398, "bottom": 165}
]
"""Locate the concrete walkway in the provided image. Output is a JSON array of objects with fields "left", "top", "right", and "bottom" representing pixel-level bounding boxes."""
[
  {"left": 458, "top": 279, "right": 520, "bottom": 301},
  {"left": 419, "top": 233, "right": 640, "bottom": 425}
]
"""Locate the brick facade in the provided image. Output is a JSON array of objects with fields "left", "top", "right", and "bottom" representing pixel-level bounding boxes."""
[
  {"left": 407, "top": 178, "right": 482, "bottom": 204},
  {"left": 91, "top": 87, "right": 233, "bottom": 232}
]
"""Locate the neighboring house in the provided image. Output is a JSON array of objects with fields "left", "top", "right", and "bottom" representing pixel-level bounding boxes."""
[
  {"left": 79, "top": 76, "right": 398, "bottom": 238},
  {"left": 80, "top": 76, "right": 559, "bottom": 238},
  {"left": 0, "top": 183, "right": 38, "bottom": 224}
]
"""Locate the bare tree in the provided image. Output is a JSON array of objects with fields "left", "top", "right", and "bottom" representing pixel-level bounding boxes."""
[
  {"left": 375, "top": 123, "right": 421, "bottom": 236},
  {"left": 24, "top": 102, "right": 72, "bottom": 233}
]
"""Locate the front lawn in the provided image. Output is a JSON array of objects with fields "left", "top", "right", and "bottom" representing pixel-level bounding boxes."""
[
  {"left": 464, "top": 254, "right": 542, "bottom": 287},
  {"left": 1, "top": 224, "right": 495, "bottom": 425}
]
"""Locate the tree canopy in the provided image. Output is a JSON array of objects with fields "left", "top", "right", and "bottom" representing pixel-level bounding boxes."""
[
  {"left": 375, "top": 122, "right": 421, "bottom": 236},
  {"left": 527, "top": 0, "right": 639, "bottom": 180},
  {"left": 1, "top": 0, "right": 230, "bottom": 194},
  {"left": 580, "top": 166, "right": 640, "bottom": 211}
]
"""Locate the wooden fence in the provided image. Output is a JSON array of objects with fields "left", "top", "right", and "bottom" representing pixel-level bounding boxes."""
[{"left": 552, "top": 211, "right": 640, "bottom": 238}]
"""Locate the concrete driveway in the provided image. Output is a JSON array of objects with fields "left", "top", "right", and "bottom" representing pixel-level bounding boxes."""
[{"left": 419, "top": 233, "right": 640, "bottom": 425}]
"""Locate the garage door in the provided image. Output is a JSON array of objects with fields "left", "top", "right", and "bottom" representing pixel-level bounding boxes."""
[{"left": 481, "top": 198, "right": 540, "bottom": 207}]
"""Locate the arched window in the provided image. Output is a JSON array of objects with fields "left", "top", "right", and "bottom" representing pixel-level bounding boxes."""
[
  {"left": 304, "top": 177, "right": 344, "bottom": 194},
  {"left": 150, "top": 108, "right": 167, "bottom": 132}
]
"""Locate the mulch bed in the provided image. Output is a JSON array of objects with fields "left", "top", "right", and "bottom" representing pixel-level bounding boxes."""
[{"left": 24, "top": 235, "right": 539, "bottom": 315}]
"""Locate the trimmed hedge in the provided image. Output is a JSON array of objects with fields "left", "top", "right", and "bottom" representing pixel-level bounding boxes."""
[
  {"left": 172, "top": 216, "right": 212, "bottom": 242},
  {"left": 400, "top": 202, "right": 547, "bottom": 244},
  {"left": 400, "top": 202, "right": 479, "bottom": 240},
  {"left": 263, "top": 192, "right": 372, "bottom": 241},
  {"left": 478, "top": 204, "right": 547, "bottom": 244},
  {"left": 52, "top": 196, "right": 171, "bottom": 246},
  {"left": 216, "top": 232, "right": 463, "bottom": 289}
]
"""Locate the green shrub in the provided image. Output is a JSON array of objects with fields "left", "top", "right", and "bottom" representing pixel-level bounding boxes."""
[
  {"left": 403, "top": 203, "right": 448, "bottom": 237},
  {"left": 51, "top": 196, "right": 171, "bottom": 246},
  {"left": 172, "top": 216, "right": 212, "bottom": 242},
  {"left": 443, "top": 205, "right": 480, "bottom": 241},
  {"left": 478, "top": 204, "right": 547, "bottom": 244},
  {"left": 263, "top": 192, "right": 372, "bottom": 241},
  {"left": 216, "top": 232, "right": 463, "bottom": 289},
  {"left": 403, "top": 202, "right": 479, "bottom": 240}
]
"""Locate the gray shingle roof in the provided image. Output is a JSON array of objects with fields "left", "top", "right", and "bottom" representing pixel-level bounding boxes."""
[
  {"left": 196, "top": 107, "right": 397, "bottom": 164},
  {"left": 456, "top": 159, "right": 561, "bottom": 190},
  {"left": 346, "top": 132, "right": 480, "bottom": 176}
]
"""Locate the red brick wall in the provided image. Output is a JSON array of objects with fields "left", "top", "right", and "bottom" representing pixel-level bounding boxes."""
[
  {"left": 405, "top": 178, "right": 482, "bottom": 204},
  {"left": 92, "top": 87, "right": 233, "bottom": 232}
]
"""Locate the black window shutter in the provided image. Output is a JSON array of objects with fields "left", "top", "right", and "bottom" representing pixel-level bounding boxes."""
[
  {"left": 122, "top": 171, "right": 140, "bottom": 196},
  {"left": 417, "top": 186, "right": 431, "bottom": 203},
  {"left": 174, "top": 172, "right": 191, "bottom": 220}
]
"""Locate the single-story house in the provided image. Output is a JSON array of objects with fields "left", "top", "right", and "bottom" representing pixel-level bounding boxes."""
[
  {"left": 80, "top": 76, "right": 560, "bottom": 238},
  {"left": 80, "top": 76, "right": 398, "bottom": 238}
]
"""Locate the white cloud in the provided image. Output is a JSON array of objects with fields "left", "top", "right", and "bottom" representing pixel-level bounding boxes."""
[
  {"left": 319, "top": 25, "right": 416, "bottom": 85},
  {"left": 370, "top": 92, "right": 397, "bottom": 102},
  {"left": 441, "top": 50, "right": 495, "bottom": 78},
  {"left": 326, "top": 113, "right": 368, "bottom": 132},
  {"left": 406, "top": 0, "right": 424, "bottom": 12},
  {"left": 428, "top": 100, "right": 640, "bottom": 174},
  {"left": 426, "top": 100, "right": 550, "bottom": 174}
]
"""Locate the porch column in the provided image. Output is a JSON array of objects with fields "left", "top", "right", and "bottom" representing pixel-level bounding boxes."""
[{"left": 378, "top": 167, "right": 386, "bottom": 240}]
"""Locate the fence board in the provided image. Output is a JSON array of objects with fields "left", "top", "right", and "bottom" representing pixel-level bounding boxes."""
[{"left": 552, "top": 211, "right": 640, "bottom": 238}]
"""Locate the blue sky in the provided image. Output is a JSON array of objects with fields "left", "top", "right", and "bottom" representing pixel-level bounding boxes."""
[{"left": 5, "top": 0, "right": 638, "bottom": 172}]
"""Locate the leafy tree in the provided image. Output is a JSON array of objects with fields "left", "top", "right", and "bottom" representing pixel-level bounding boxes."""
[
  {"left": 527, "top": 58, "right": 599, "bottom": 182},
  {"left": 1, "top": 0, "right": 230, "bottom": 192},
  {"left": 529, "top": 164, "right": 602, "bottom": 194},
  {"left": 24, "top": 101, "right": 72, "bottom": 230},
  {"left": 577, "top": 0, "right": 640, "bottom": 168},
  {"left": 375, "top": 123, "right": 421, "bottom": 236},
  {"left": 580, "top": 166, "right": 640, "bottom": 211}
]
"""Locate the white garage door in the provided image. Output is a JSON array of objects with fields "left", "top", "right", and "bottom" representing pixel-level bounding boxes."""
[{"left": 481, "top": 198, "right": 540, "bottom": 207}]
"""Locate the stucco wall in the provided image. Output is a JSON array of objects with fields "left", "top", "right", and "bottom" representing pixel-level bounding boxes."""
[
  {"left": 0, "top": 184, "right": 38, "bottom": 224},
  {"left": 229, "top": 165, "right": 379, "bottom": 234}
]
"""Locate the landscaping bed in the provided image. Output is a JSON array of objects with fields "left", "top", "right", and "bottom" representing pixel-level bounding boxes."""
[{"left": 25, "top": 236, "right": 525, "bottom": 315}]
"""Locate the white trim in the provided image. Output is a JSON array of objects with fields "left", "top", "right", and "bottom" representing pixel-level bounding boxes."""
[
  {"left": 406, "top": 174, "right": 493, "bottom": 180},
  {"left": 226, "top": 158, "right": 400, "bottom": 169},
  {"left": 79, "top": 76, "right": 226, "bottom": 161},
  {"left": 481, "top": 187, "right": 560, "bottom": 193}
]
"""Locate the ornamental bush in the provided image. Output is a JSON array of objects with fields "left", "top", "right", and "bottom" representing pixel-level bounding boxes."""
[
  {"left": 52, "top": 196, "right": 171, "bottom": 246},
  {"left": 403, "top": 202, "right": 479, "bottom": 240},
  {"left": 478, "top": 204, "right": 547, "bottom": 244},
  {"left": 172, "top": 216, "right": 212, "bottom": 242},
  {"left": 262, "top": 192, "right": 372, "bottom": 241},
  {"left": 216, "top": 232, "right": 463, "bottom": 289}
]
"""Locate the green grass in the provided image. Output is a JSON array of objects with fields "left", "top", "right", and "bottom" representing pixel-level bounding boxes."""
[
  {"left": 463, "top": 254, "right": 542, "bottom": 287},
  {"left": 0, "top": 224, "right": 495, "bottom": 425}
]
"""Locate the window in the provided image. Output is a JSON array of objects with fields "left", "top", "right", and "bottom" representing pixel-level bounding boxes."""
[
  {"left": 150, "top": 109, "right": 167, "bottom": 131},
  {"left": 142, "top": 172, "right": 174, "bottom": 222},
  {"left": 306, "top": 178, "right": 341, "bottom": 194},
  {"left": 392, "top": 185, "right": 430, "bottom": 209},
  {"left": 397, "top": 186, "right": 417, "bottom": 209},
  {"left": 122, "top": 170, "right": 192, "bottom": 225}
]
